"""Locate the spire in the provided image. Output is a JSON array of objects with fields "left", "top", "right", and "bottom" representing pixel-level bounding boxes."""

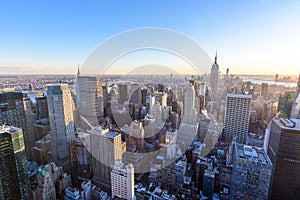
[{"left": 214, "top": 50, "right": 217, "bottom": 64}]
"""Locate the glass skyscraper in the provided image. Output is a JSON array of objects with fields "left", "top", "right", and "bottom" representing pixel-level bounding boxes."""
[{"left": 0, "top": 125, "right": 31, "bottom": 200}]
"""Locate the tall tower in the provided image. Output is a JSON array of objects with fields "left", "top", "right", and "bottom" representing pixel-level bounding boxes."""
[
  {"left": 36, "top": 94, "right": 49, "bottom": 119},
  {"left": 91, "top": 127, "right": 125, "bottom": 193},
  {"left": 291, "top": 91, "right": 300, "bottom": 119},
  {"left": 183, "top": 83, "right": 196, "bottom": 124},
  {"left": 267, "top": 118, "right": 300, "bottom": 200},
  {"left": 77, "top": 73, "right": 104, "bottom": 129},
  {"left": 23, "top": 97, "right": 35, "bottom": 160},
  {"left": 210, "top": 51, "right": 219, "bottom": 95},
  {"left": 223, "top": 94, "right": 252, "bottom": 144},
  {"left": 47, "top": 84, "right": 75, "bottom": 170},
  {"left": 261, "top": 82, "right": 268, "bottom": 99},
  {"left": 111, "top": 160, "right": 135, "bottom": 200},
  {"left": 0, "top": 125, "right": 31, "bottom": 200},
  {"left": 127, "top": 120, "right": 144, "bottom": 152},
  {"left": 0, "top": 92, "right": 34, "bottom": 160}
]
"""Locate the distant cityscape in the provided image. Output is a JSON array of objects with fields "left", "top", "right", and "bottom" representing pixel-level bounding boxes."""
[{"left": 0, "top": 51, "right": 299, "bottom": 200}]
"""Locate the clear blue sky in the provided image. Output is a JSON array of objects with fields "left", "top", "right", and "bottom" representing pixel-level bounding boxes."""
[{"left": 0, "top": 0, "right": 299, "bottom": 75}]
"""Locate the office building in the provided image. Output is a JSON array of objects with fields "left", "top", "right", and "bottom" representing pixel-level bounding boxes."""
[
  {"left": 111, "top": 160, "right": 135, "bottom": 200},
  {"left": 118, "top": 84, "right": 128, "bottom": 104},
  {"left": 267, "top": 118, "right": 300, "bottom": 200},
  {"left": 32, "top": 167, "right": 56, "bottom": 200},
  {"left": 36, "top": 94, "right": 49, "bottom": 119},
  {"left": 278, "top": 91, "right": 296, "bottom": 118},
  {"left": 23, "top": 97, "right": 35, "bottom": 160},
  {"left": 0, "top": 125, "right": 31, "bottom": 200},
  {"left": 223, "top": 94, "right": 252, "bottom": 144},
  {"left": 151, "top": 101, "right": 163, "bottom": 127},
  {"left": 81, "top": 180, "right": 92, "bottom": 200},
  {"left": 47, "top": 84, "right": 75, "bottom": 169},
  {"left": 31, "top": 134, "right": 52, "bottom": 165},
  {"left": 91, "top": 126, "right": 125, "bottom": 193},
  {"left": 261, "top": 82, "right": 268, "bottom": 99},
  {"left": 203, "top": 167, "right": 215, "bottom": 199},
  {"left": 183, "top": 83, "right": 197, "bottom": 124},
  {"left": 77, "top": 73, "right": 104, "bottom": 129},
  {"left": 127, "top": 120, "right": 144, "bottom": 152},
  {"left": 230, "top": 143, "right": 272, "bottom": 200},
  {"left": 0, "top": 92, "right": 34, "bottom": 159},
  {"left": 291, "top": 92, "right": 300, "bottom": 119}
]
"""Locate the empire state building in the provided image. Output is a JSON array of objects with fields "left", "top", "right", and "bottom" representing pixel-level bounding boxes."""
[{"left": 210, "top": 51, "right": 219, "bottom": 95}]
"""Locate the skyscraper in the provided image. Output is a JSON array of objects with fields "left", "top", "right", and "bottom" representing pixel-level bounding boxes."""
[
  {"left": 91, "top": 126, "right": 125, "bottom": 193},
  {"left": 291, "top": 74, "right": 300, "bottom": 118},
  {"left": 210, "top": 51, "right": 219, "bottom": 95},
  {"left": 118, "top": 84, "right": 128, "bottom": 104},
  {"left": 36, "top": 94, "right": 49, "bottom": 119},
  {"left": 23, "top": 97, "right": 35, "bottom": 160},
  {"left": 127, "top": 120, "right": 144, "bottom": 152},
  {"left": 291, "top": 92, "right": 300, "bottom": 119},
  {"left": 277, "top": 91, "right": 295, "bottom": 118},
  {"left": 0, "top": 125, "right": 31, "bottom": 200},
  {"left": 261, "top": 82, "right": 268, "bottom": 99},
  {"left": 267, "top": 118, "right": 300, "bottom": 200},
  {"left": 33, "top": 167, "right": 56, "bottom": 200},
  {"left": 183, "top": 83, "right": 197, "bottom": 124},
  {"left": 47, "top": 84, "right": 75, "bottom": 170},
  {"left": 223, "top": 94, "right": 252, "bottom": 144},
  {"left": 0, "top": 92, "right": 34, "bottom": 160},
  {"left": 77, "top": 72, "right": 104, "bottom": 129},
  {"left": 111, "top": 160, "right": 135, "bottom": 200},
  {"left": 230, "top": 143, "right": 272, "bottom": 200}
]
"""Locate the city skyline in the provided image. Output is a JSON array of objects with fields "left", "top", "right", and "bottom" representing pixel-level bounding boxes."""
[{"left": 0, "top": 0, "right": 299, "bottom": 75}]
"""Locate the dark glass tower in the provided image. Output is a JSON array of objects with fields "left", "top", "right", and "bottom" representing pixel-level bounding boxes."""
[
  {"left": 0, "top": 125, "right": 31, "bottom": 200},
  {"left": 0, "top": 92, "right": 35, "bottom": 160},
  {"left": 267, "top": 118, "right": 300, "bottom": 200}
]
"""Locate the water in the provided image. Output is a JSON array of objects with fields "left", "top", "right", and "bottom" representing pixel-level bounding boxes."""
[{"left": 242, "top": 78, "right": 297, "bottom": 87}]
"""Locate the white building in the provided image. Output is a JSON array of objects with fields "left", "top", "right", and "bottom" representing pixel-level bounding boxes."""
[
  {"left": 183, "top": 84, "right": 197, "bottom": 124},
  {"left": 47, "top": 84, "right": 75, "bottom": 169},
  {"left": 223, "top": 94, "right": 252, "bottom": 144},
  {"left": 151, "top": 101, "right": 163, "bottom": 128},
  {"left": 111, "top": 160, "right": 135, "bottom": 200}
]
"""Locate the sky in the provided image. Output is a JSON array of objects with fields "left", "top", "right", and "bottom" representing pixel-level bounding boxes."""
[{"left": 0, "top": 0, "right": 299, "bottom": 75}]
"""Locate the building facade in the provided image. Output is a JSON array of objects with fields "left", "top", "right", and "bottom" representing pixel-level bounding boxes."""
[
  {"left": 230, "top": 143, "right": 272, "bottom": 200},
  {"left": 111, "top": 160, "right": 135, "bottom": 200},
  {"left": 77, "top": 74, "right": 104, "bottom": 129},
  {"left": 223, "top": 94, "right": 252, "bottom": 144},
  {"left": 47, "top": 84, "right": 75, "bottom": 170},
  {"left": 267, "top": 118, "right": 300, "bottom": 200},
  {"left": 0, "top": 125, "right": 31, "bottom": 200}
]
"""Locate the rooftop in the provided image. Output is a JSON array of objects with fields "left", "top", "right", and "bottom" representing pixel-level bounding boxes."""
[
  {"left": 235, "top": 143, "right": 272, "bottom": 165},
  {"left": 227, "top": 93, "right": 252, "bottom": 99},
  {"left": 273, "top": 117, "right": 300, "bottom": 131},
  {"left": 0, "top": 125, "right": 21, "bottom": 134},
  {"left": 106, "top": 131, "right": 120, "bottom": 138}
]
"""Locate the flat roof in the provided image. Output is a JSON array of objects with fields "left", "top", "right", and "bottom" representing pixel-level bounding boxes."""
[
  {"left": 227, "top": 93, "right": 252, "bottom": 99},
  {"left": 0, "top": 125, "right": 21, "bottom": 134},
  {"left": 272, "top": 118, "right": 300, "bottom": 131},
  {"left": 106, "top": 131, "right": 120, "bottom": 138},
  {"left": 235, "top": 143, "right": 272, "bottom": 165}
]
